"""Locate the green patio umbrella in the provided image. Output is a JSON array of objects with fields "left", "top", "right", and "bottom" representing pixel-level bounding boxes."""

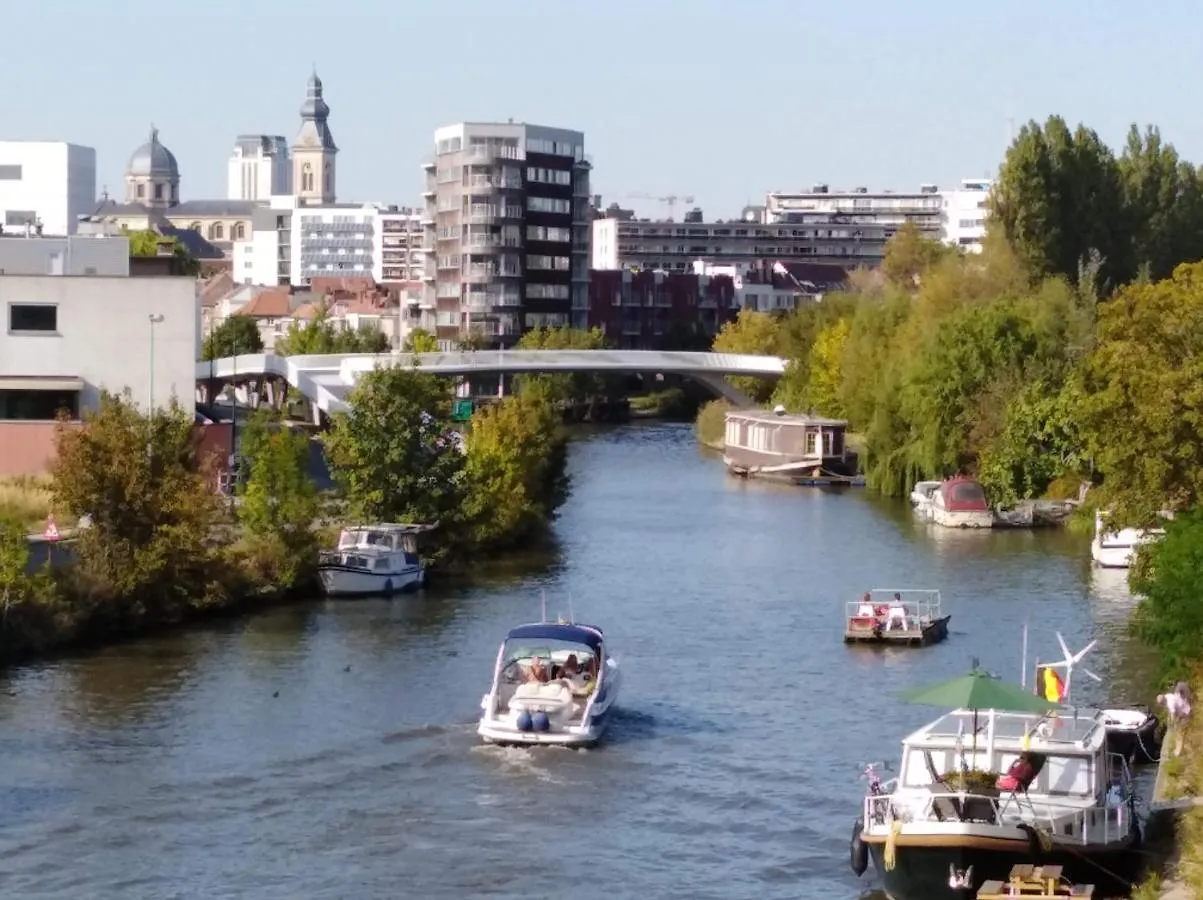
[{"left": 899, "top": 664, "right": 1064, "bottom": 766}]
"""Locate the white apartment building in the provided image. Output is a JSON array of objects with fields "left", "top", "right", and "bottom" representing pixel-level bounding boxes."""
[
  {"left": 0, "top": 232, "right": 130, "bottom": 276},
  {"left": 0, "top": 271, "right": 198, "bottom": 476},
  {"left": 227, "top": 135, "right": 292, "bottom": 201},
  {"left": 233, "top": 197, "right": 422, "bottom": 286},
  {"left": 0, "top": 141, "right": 97, "bottom": 236},
  {"left": 941, "top": 178, "right": 991, "bottom": 253}
]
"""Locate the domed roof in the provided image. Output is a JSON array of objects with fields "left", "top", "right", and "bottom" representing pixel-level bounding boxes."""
[
  {"left": 127, "top": 126, "right": 179, "bottom": 179},
  {"left": 299, "top": 70, "right": 330, "bottom": 120}
]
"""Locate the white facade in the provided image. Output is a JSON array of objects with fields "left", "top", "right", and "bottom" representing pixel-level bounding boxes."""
[
  {"left": 764, "top": 184, "right": 945, "bottom": 232},
  {"left": 941, "top": 178, "right": 992, "bottom": 253},
  {"left": 377, "top": 208, "right": 424, "bottom": 282},
  {"left": 233, "top": 229, "right": 282, "bottom": 286},
  {"left": 227, "top": 135, "right": 291, "bottom": 201},
  {"left": 592, "top": 218, "right": 619, "bottom": 269},
  {"left": 0, "top": 141, "right": 97, "bottom": 236},
  {"left": 292, "top": 204, "right": 380, "bottom": 286},
  {"left": 0, "top": 274, "right": 198, "bottom": 414}
]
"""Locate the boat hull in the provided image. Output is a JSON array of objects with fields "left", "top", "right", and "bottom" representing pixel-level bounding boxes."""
[
  {"left": 844, "top": 615, "right": 951, "bottom": 647},
  {"left": 1091, "top": 540, "right": 1135, "bottom": 568},
  {"left": 478, "top": 674, "right": 621, "bottom": 748},
  {"left": 931, "top": 508, "right": 993, "bottom": 529},
  {"left": 318, "top": 564, "right": 424, "bottom": 598},
  {"left": 866, "top": 835, "right": 1142, "bottom": 900}
]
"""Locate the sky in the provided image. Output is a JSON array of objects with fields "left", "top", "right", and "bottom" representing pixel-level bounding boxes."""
[{"left": 10, "top": 0, "right": 1203, "bottom": 220}]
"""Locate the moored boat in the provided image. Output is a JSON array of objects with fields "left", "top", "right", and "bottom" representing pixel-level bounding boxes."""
[
  {"left": 721, "top": 406, "right": 858, "bottom": 485},
  {"left": 930, "top": 476, "right": 993, "bottom": 529},
  {"left": 852, "top": 707, "right": 1143, "bottom": 900},
  {"left": 910, "top": 481, "right": 941, "bottom": 519},
  {"left": 478, "top": 620, "right": 621, "bottom": 747},
  {"left": 1090, "top": 510, "right": 1165, "bottom": 568},
  {"left": 317, "top": 523, "right": 434, "bottom": 598}
]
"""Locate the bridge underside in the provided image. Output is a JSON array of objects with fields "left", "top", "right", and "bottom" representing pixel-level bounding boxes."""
[{"left": 195, "top": 350, "right": 782, "bottom": 417}]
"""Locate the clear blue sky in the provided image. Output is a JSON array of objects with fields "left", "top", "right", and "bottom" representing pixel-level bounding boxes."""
[{"left": 11, "top": 0, "right": 1203, "bottom": 219}]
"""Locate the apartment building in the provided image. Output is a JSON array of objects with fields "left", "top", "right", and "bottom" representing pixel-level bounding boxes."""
[
  {"left": 0, "top": 141, "right": 97, "bottom": 236},
  {"left": 422, "top": 122, "right": 591, "bottom": 346},
  {"left": 379, "top": 207, "right": 424, "bottom": 284},
  {"left": 941, "top": 178, "right": 992, "bottom": 253},
  {"left": 227, "top": 135, "right": 291, "bottom": 201}
]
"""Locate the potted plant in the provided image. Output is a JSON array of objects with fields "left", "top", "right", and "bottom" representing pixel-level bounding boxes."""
[{"left": 944, "top": 769, "right": 1001, "bottom": 822}]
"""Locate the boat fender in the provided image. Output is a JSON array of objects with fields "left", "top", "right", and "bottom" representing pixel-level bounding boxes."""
[
  {"left": 531, "top": 711, "right": 551, "bottom": 732},
  {"left": 516, "top": 711, "right": 534, "bottom": 732},
  {"left": 383, "top": 579, "right": 393, "bottom": 596},
  {"left": 849, "top": 818, "right": 869, "bottom": 876}
]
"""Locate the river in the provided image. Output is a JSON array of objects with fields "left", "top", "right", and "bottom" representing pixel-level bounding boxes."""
[{"left": 0, "top": 423, "right": 1147, "bottom": 900}]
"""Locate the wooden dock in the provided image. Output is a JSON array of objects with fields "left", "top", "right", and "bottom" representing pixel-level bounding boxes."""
[{"left": 976, "top": 865, "right": 1093, "bottom": 898}]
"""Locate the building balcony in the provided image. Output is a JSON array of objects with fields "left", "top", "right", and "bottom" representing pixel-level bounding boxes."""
[
  {"left": 465, "top": 267, "right": 496, "bottom": 281},
  {"left": 464, "top": 208, "right": 495, "bottom": 224}
]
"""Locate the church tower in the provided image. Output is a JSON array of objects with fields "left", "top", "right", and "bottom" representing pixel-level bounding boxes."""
[{"left": 292, "top": 70, "right": 338, "bottom": 206}]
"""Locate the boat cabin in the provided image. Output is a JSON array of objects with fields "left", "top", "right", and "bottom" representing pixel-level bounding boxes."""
[
  {"left": 936, "top": 477, "right": 989, "bottom": 513},
  {"left": 1093, "top": 510, "right": 1166, "bottom": 551},
  {"left": 722, "top": 408, "right": 850, "bottom": 477},
  {"left": 323, "top": 524, "right": 433, "bottom": 569}
]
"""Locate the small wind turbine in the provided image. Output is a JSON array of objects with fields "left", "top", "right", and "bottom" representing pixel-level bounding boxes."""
[{"left": 1044, "top": 632, "right": 1101, "bottom": 702}]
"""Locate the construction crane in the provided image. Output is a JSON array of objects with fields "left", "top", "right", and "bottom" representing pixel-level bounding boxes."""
[{"left": 626, "top": 192, "right": 696, "bottom": 220}]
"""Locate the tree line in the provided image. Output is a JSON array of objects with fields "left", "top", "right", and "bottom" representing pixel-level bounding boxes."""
[{"left": 703, "top": 114, "right": 1203, "bottom": 684}]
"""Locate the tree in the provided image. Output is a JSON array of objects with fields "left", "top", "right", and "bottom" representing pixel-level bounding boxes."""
[
  {"left": 202, "top": 315, "right": 264, "bottom": 360},
  {"left": 989, "top": 116, "right": 1130, "bottom": 288},
  {"left": 711, "top": 309, "right": 782, "bottom": 403},
  {"left": 802, "top": 317, "right": 851, "bottom": 417},
  {"left": 513, "top": 326, "right": 612, "bottom": 405},
  {"left": 50, "top": 393, "right": 226, "bottom": 622},
  {"left": 275, "top": 304, "right": 389, "bottom": 355},
  {"left": 0, "top": 513, "right": 29, "bottom": 622},
  {"left": 403, "top": 328, "right": 440, "bottom": 353},
  {"left": 881, "top": 222, "right": 955, "bottom": 290},
  {"left": 322, "top": 365, "right": 466, "bottom": 531},
  {"left": 461, "top": 386, "right": 569, "bottom": 550},
  {"left": 237, "top": 412, "right": 319, "bottom": 588},
  {"left": 1081, "top": 262, "right": 1203, "bottom": 526},
  {"left": 1130, "top": 508, "right": 1203, "bottom": 682},
  {"left": 124, "top": 228, "right": 200, "bottom": 276}
]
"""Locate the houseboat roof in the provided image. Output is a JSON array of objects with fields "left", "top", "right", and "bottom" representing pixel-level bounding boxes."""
[
  {"left": 505, "top": 622, "right": 605, "bottom": 654},
  {"left": 724, "top": 409, "right": 847, "bottom": 427},
  {"left": 903, "top": 709, "right": 1107, "bottom": 754}
]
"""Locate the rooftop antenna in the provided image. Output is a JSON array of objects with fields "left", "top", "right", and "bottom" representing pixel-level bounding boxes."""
[{"left": 1044, "top": 632, "right": 1101, "bottom": 702}]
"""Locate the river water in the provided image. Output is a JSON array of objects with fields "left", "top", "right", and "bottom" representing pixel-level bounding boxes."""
[{"left": 0, "top": 424, "right": 1146, "bottom": 900}]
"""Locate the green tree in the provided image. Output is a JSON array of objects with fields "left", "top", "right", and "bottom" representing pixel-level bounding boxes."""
[
  {"left": 50, "top": 393, "right": 226, "bottom": 622},
  {"left": 513, "top": 326, "right": 612, "bottom": 405},
  {"left": 275, "top": 304, "right": 389, "bottom": 355},
  {"left": 202, "top": 315, "right": 264, "bottom": 360},
  {"left": 461, "top": 386, "right": 569, "bottom": 550},
  {"left": 403, "top": 328, "right": 440, "bottom": 353},
  {"left": 881, "top": 222, "right": 956, "bottom": 290},
  {"left": 711, "top": 309, "right": 782, "bottom": 403},
  {"left": 989, "top": 116, "right": 1130, "bottom": 288},
  {"left": 1129, "top": 508, "right": 1203, "bottom": 682},
  {"left": 322, "top": 365, "right": 466, "bottom": 532},
  {"left": 0, "top": 513, "right": 29, "bottom": 622},
  {"left": 802, "top": 317, "right": 851, "bottom": 417},
  {"left": 124, "top": 228, "right": 201, "bottom": 275},
  {"left": 1081, "top": 261, "right": 1203, "bottom": 526},
  {"left": 237, "top": 412, "right": 319, "bottom": 589}
]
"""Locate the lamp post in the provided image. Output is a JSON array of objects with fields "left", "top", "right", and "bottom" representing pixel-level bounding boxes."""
[{"left": 148, "top": 313, "right": 164, "bottom": 415}]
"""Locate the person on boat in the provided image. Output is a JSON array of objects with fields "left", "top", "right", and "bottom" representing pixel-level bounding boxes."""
[
  {"left": 856, "top": 592, "right": 876, "bottom": 618},
  {"left": 526, "top": 657, "right": 549, "bottom": 683},
  {"left": 885, "top": 594, "right": 909, "bottom": 631},
  {"left": 560, "top": 654, "right": 582, "bottom": 679}
]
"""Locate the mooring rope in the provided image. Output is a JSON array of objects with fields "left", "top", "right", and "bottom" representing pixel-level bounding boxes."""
[{"left": 884, "top": 821, "right": 902, "bottom": 871}]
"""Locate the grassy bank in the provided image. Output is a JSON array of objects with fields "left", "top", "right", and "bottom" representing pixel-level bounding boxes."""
[{"left": 0, "top": 476, "right": 76, "bottom": 533}]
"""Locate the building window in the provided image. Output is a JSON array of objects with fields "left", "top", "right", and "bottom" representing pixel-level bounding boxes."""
[
  {"left": 209, "top": 222, "right": 225, "bottom": 241},
  {"left": 9, "top": 303, "right": 58, "bottom": 333},
  {"left": 235, "top": 222, "right": 246, "bottom": 240},
  {"left": 154, "top": 183, "right": 164, "bottom": 200},
  {"left": 136, "top": 184, "right": 145, "bottom": 199},
  {"left": 0, "top": 389, "right": 79, "bottom": 421},
  {"left": 0, "top": 165, "right": 22, "bottom": 180},
  {"left": 302, "top": 164, "right": 314, "bottom": 192},
  {"left": 188, "top": 221, "right": 202, "bottom": 231},
  {"left": 4, "top": 210, "right": 37, "bottom": 227}
]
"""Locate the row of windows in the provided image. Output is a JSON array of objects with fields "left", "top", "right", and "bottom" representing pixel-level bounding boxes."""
[
  {"left": 527, "top": 167, "right": 571, "bottom": 186},
  {"left": 0, "top": 389, "right": 78, "bottom": 422},
  {"left": 527, "top": 197, "right": 571, "bottom": 215},
  {"left": 528, "top": 255, "right": 570, "bottom": 271},
  {"left": 527, "top": 225, "right": 571, "bottom": 242},
  {"left": 526, "top": 284, "right": 570, "bottom": 300}
]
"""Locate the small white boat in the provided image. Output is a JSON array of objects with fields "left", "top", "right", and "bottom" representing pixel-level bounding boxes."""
[
  {"left": 930, "top": 476, "right": 994, "bottom": 529},
  {"left": 1090, "top": 510, "right": 1164, "bottom": 568},
  {"left": 317, "top": 523, "right": 434, "bottom": 597},
  {"left": 910, "top": 481, "right": 941, "bottom": 519},
  {"left": 478, "top": 620, "right": 621, "bottom": 747}
]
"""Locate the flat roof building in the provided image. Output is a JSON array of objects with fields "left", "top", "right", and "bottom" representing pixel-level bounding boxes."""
[{"left": 0, "top": 141, "right": 97, "bottom": 237}]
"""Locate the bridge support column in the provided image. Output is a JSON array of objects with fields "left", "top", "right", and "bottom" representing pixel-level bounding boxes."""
[{"left": 692, "top": 374, "right": 755, "bottom": 408}]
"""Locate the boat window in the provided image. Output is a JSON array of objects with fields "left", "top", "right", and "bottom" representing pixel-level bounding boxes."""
[
  {"left": 1043, "top": 755, "right": 1092, "bottom": 796},
  {"left": 805, "top": 431, "right": 817, "bottom": 455},
  {"left": 374, "top": 559, "right": 391, "bottom": 571},
  {"left": 345, "top": 555, "right": 368, "bottom": 568},
  {"left": 949, "top": 482, "right": 987, "bottom": 505}
]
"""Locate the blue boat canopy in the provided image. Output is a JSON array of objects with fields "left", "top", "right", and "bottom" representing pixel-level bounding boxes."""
[{"left": 505, "top": 623, "right": 604, "bottom": 654}]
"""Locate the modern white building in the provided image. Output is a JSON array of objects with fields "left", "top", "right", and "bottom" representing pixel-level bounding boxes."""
[
  {"left": 227, "top": 135, "right": 291, "bottom": 201},
  {"left": 0, "top": 141, "right": 97, "bottom": 236},
  {"left": 0, "top": 232, "right": 130, "bottom": 276},
  {"left": 0, "top": 271, "right": 198, "bottom": 476},
  {"left": 378, "top": 207, "right": 424, "bottom": 283},
  {"left": 941, "top": 178, "right": 992, "bottom": 253}
]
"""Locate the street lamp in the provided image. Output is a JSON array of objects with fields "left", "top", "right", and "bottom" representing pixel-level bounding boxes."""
[{"left": 148, "top": 313, "right": 164, "bottom": 414}]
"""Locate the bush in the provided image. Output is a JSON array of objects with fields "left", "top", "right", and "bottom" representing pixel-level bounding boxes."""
[{"left": 695, "top": 399, "right": 730, "bottom": 449}]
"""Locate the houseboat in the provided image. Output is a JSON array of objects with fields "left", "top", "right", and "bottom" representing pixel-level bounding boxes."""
[
  {"left": 930, "top": 477, "right": 994, "bottom": 528},
  {"left": 1090, "top": 510, "right": 1165, "bottom": 568},
  {"left": 722, "top": 406, "right": 859, "bottom": 485},
  {"left": 850, "top": 708, "right": 1143, "bottom": 900},
  {"left": 844, "top": 589, "right": 951, "bottom": 647}
]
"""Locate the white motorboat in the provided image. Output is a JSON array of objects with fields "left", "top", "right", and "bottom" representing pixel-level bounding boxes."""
[
  {"left": 850, "top": 707, "right": 1143, "bottom": 900},
  {"left": 930, "top": 476, "right": 994, "bottom": 529},
  {"left": 1090, "top": 510, "right": 1164, "bottom": 568},
  {"left": 910, "top": 481, "right": 941, "bottom": 519},
  {"left": 317, "top": 523, "right": 434, "bottom": 598},
  {"left": 478, "top": 620, "right": 621, "bottom": 747}
]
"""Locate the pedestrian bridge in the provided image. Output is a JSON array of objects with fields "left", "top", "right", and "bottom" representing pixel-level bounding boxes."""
[{"left": 195, "top": 350, "right": 787, "bottom": 414}]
